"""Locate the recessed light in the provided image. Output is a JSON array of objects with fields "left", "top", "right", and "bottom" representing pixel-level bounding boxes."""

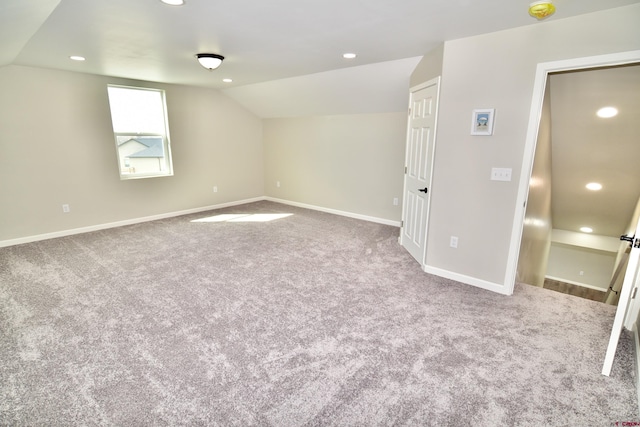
[
  {"left": 222, "top": 78, "right": 233, "bottom": 83},
  {"left": 597, "top": 106, "right": 618, "bottom": 118},
  {"left": 580, "top": 227, "right": 593, "bottom": 233},
  {"left": 69, "top": 55, "right": 85, "bottom": 61},
  {"left": 585, "top": 182, "right": 602, "bottom": 191},
  {"left": 160, "top": 0, "right": 185, "bottom": 5},
  {"left": 343, "top": 53, "right": 357, "bottom": 59}
]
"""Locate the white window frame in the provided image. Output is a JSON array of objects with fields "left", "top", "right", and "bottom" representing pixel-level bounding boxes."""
[{"left": 107, "top": 85, "right": 174, "bottom": 180}]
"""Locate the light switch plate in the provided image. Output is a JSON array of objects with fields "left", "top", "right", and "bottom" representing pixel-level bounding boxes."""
[{"left": 491, "top": 167, "right": 512, "bottom": 181}]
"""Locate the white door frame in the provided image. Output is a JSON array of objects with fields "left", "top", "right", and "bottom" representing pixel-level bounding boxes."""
[
  {"left": 602, "top": 226, "right": 640, "bottom": 376},
  {"left": 504, "top": 50, "right": 640, "bottom": 295}
]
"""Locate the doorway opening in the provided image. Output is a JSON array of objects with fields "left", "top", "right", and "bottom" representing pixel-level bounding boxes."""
[
  {"left": 505, "top": 50, "right": 640, "bottom": 296},
  {"left": 518, "top": 63, "right": 640, "bottom": 305},
  {"left": 508, "top": 50, "right": 640, "bottom": 378}
]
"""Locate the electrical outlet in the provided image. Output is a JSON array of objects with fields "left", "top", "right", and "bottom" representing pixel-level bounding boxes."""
[
  {"left": 213, "top": 186, "right": 218, "bottom": 193},
  {"left": 450, "top": 236, "right": 458, "bottom": 248},
  {"left": 62, "top": 204, "right": 70, "bottom": 213},
  {"left": 276, "top": 181, "right": 281, "bottom": 188},
  {"left": 393, "top": 197, "right": 399, "bottom": 206}
]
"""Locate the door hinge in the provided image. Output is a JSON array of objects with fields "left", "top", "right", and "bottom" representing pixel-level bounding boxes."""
[
  {"left": 404, "top": 166, "right": 407, "bottom": 174},
  {"left": 408, "top": 108, "right": 411, "bottom": 116},
  {"left": 401, "top": 220, "right": 404, "bottom": 227},
  {"left": 632, "top": 287, "right": 638, "bottom": 300}
]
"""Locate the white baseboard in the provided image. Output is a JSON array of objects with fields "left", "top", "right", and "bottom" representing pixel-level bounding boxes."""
[
  {"left": 0, "top": 197, "right": 400, "bottom": 247},
  {"left": 268, "top": 198, "right": 511, "bottom": 297},
  {"left": 0, "top": 197, "right": 266, "bottom": 248},
  {"left": 423, "top": 265, "right": 512, "bottom": 296},
  {"left": 265, "top": 197, "right": 401, "bottom": 227}
]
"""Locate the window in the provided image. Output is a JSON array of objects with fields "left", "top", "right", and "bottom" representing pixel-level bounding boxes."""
[{"left": 107, "top": 85, "right": 173, "bottom": 179}]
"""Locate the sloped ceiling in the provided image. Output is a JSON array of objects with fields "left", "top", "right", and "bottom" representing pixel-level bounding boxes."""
[
  {"left": 1, "top": 0, "right": 639, "bottom": 239},
  {"left": 2, "top": 0, "right": 639, "bottom": 117},
  {"left": 0, "top": 0, "right": 60, "bottom": 67},
  {"left": 222, "top": 57, "right": 422, "bottom": 118}
]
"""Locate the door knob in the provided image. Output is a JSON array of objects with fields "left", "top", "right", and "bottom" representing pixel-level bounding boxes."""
[{"left": 418, "top": 187, "right": 428, "bottom": 193}]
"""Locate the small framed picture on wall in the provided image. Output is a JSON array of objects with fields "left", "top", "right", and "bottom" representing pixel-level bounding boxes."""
[{"left": 471, "top": 109, "right": 495, "bottom": 136}]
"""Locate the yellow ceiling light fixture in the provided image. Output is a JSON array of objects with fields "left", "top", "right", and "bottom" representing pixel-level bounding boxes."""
[{"left": 529, "top": 1, "right": 556, "bottom": 20}]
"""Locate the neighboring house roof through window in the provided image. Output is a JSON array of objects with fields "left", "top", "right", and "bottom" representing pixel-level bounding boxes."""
[{"left": 119, "top": 137, "right": 165, "bottom": 158}]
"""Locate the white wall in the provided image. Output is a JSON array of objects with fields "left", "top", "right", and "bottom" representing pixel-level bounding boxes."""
[
  {"left": 263, "top": 113, "right": 406, "bottom": 222},
  {"left": 551, "top": 229, "right": 621, "bottom": 253},
  {"left": 546, "top": 242, "right": 616, "bottom": 290},
  {"left": 516, "top": 76, "right": 553, "bottom": 288},
  {"left": 410, "top": 44, "right": 444, "bottom": 88},
  {"left": 0, "top": 65, "right": 263, "bottom": 242},
  {"left": 423, "top": 5, "right": 640, "bottom": 290},
  {"left": 3, "top": 5, "right": 640, "bottom": 299}
]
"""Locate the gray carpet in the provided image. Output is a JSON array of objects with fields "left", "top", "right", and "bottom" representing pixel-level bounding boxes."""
[{"left": 1, "top": 201, "right": 638, "bottom": 426}]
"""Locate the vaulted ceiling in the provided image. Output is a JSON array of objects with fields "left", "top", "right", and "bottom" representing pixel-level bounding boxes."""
[
  {"left": 2, "top": 0, "right": 639, "bottom": 238},
  {"left": 3, "top": 0, "right": 639, "bottom": 113}
]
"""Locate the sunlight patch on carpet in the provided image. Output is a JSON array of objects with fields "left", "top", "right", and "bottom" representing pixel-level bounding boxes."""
[{"left": 191, "top": 213, "right": 293, "bottom": 223}]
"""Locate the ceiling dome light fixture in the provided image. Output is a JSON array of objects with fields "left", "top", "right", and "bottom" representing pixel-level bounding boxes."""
[
  {"left": 529, "top": 1, "right": 556, "bottom": 20},
  {"left": 580, "top": 227, "right": 593, "bottom": 233},
  {"left": 597, "top": 106, "right": 618, "bottom": 118},
  {"left": 196, "top": 53, "right": 224, "bottom": 71},
  {"left": 343, "top": 53, "right": 357, "bottom": 59},
  {"left": 70, "top": 55, "right": 85, "bottom": 61},
  {"left": 160, "top": 0, "right": 185, "bottom": 5}
]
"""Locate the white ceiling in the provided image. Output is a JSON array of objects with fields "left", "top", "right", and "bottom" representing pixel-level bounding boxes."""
[
  {"left": 3, "top": 0, "right": 639, "bottom": 117},
  {"left": 549, "top": 65, "right": 640, "bottom": 239},
  {"left": 1, "top": 0, "right": 639, "bottom": 239}
]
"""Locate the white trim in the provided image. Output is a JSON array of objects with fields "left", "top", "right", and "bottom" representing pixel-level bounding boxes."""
[
  {"left": 1, "top": 196, "right": 401, "bottom": 248},
  {"left": 423, "top": 265, "right": 511, "bottom": 296},
  {"left": 505, "top": 50, "right": 640, "bottom": 295},
  {"left": 408, "top": 77, "right": 440, "bottom": 93},
  {"left": 633, "top": 323, "right": 640, "bottom": 414},
  {"left": 623, "top": 251, "right": 640, "bottom": 331},
  {"left": 603, "top": 220, "right": 640, "bottom": 375},
  {"left": 0, "top": 197, "right": 266, "bottom": 248},
  {"left": 265, "top": 197, "right": 401, "bottom": 227},
  {"left": 544, "top": 275, "right": 608, "bottom": 292}
]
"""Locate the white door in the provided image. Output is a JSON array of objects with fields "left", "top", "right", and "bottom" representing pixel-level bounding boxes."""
[
  {"left": 602, "top": 217, "right": 640, "bottom": 376},
  {"left": 401, "top": 77, "right": 440, "bottom": 265}
]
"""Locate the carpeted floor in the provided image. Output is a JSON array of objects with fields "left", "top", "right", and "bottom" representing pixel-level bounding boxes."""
[{"left": 1, "top": 201, "right": 638, "bottom": 426}]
